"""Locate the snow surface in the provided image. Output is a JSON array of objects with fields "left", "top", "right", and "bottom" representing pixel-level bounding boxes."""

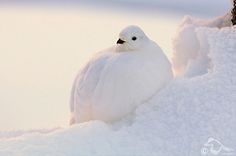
[
  {"left": 172, "top": 13, "right": 232, "bottom": 77},
  {"left": 0, "top": 18, "right": 236, "bottom": 156}
]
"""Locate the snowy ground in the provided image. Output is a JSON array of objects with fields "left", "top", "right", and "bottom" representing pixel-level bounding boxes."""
[{"left": 0, "top": 17, "right": 235, "bottom": 156}]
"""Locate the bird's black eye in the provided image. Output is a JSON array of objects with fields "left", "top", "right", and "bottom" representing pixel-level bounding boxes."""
[{"left": 132, "top": 36, "right": 137, "bottom": 41}]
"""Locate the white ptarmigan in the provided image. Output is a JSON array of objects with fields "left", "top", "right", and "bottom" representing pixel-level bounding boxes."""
[{"left": 70, "top": 25, "right": 173, "bottom": 124}]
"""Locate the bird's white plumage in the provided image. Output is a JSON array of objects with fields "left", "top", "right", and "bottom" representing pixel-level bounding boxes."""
[{"left": 70, "top": 26, "right": 173, "bottom": 124}]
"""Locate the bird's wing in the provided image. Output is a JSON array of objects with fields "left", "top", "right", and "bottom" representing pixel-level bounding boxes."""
[
  {"left": 91, "top": 52, "right": 164, "bottom": 118},
  {"left": 70, "top": 51, "right": 113, "bottom": 113},
  {"left": 94, "top": 49, "right": 170, "bottom": 116}
]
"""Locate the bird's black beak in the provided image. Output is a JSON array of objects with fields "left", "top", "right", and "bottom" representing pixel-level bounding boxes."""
[{"left": 116, "top": 38, "right": 125, "bottom": 44}]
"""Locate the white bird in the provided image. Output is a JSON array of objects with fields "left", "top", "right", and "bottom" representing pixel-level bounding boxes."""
[{"left": 70, "top": 25, "right": 173, "bottom": 124}]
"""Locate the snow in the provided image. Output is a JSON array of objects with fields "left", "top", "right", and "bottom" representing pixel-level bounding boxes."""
[
  {"left": 0, "top": 17, "right": 236, "bottom": 156},
  {"left": 0, "top": 128, "right": 60, "bottom": 139},
  {"left": 172, "top": 13, "right": 232, "bottom": 77}
]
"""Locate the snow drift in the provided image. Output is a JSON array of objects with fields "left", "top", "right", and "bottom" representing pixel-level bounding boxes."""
[
  {"left": 172, "top": 13, "right": 232, "bottom": 77},
  {"left": 0, "top": 17, "right": 236, "bottom": 156}
]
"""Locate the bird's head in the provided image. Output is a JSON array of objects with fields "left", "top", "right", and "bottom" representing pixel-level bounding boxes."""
[{"left": 115, "top": 25, "right": 150, "bottom": 52}]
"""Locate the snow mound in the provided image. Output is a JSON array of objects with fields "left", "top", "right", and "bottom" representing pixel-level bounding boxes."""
[
  {"left": 0, "top": 128, "right": 60, "bottom": 139},
  {"left": 0, "top": 22, "right": 236, "bottom": 156},
  {"left": 172, "top": 14, "right": 232, "bottom": 77}
]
